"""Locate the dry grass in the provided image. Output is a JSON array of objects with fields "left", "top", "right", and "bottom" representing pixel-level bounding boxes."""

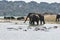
[
  {"left": 44, "top": 15, "right": 60, "bottom": 24},
  {"left": 44, "top": 15, "right": 56, "bottom": 21}
]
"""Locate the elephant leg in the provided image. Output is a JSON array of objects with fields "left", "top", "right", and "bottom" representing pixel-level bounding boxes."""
[
  {"left": 57, "top": 19, "right": 58, "bottom": 22},
  {"left": 29, "top": 18, "right": 33, "bottom": 25},
  {"left": 32, "top": 21, "right": 35, "bottom": 25},
  {"left": 29, "top": 20, "right": 32, "bottom": 25},
  {"left": 58, "top": 18, "right": 59, "bottom": 21},
  {"left": 40, "top": 20, "right": 42, "bottom": 25},
  {"left": 43, "top": 20, "right": 45, "bottom": 24},
  {"left": 36, "top": 21, "right": 39, "bottom": 25},
  {"left": 29, "top": 21, "right": 31, "bottom": 24}
]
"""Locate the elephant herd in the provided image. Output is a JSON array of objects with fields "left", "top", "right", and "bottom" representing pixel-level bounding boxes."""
[
  {"left": 24, "top": 13, "right": 45, "bottom": 25},
  {"left": 4, "top": 13, "right": 60, "bottom": 25},
  {"left": 24, "top": 13, "right": 60, "bottom": 25},
  {"left": 4, "top": 16, "right": 24, "bottom": 20}
]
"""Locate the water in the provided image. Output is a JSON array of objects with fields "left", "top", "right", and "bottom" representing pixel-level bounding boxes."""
[
  {"left": 0, "top": 21, "right": 59, "bottom": 31},
  {"left": 0, "top": 21, "right": 60, "bottom": 40}
]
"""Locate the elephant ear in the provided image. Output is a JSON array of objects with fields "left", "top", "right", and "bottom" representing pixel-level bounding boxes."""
[
  {"left": 30, "top": 14, "right": 34, "bottom": 16},
  {"left": 36, "top": 15, "right": 39, "bottom": 18}
]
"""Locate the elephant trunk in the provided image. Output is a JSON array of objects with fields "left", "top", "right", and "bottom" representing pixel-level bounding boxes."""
[
  {"left": 24, "top": 16, "right": 28, "bottom": 23},
  {"left": 24, "top": 13, "right": 33, "bottom": 23}
]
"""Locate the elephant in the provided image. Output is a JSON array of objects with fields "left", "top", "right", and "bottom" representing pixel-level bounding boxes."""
[
  {"left": 37, "top": 14, "right": 45, "bottom": 25},
  {"left": 10, "top": 17, "right": 15, "bottom": 19},
  {"left": 24, "top": 13, "right": 39, "bottom": 25},
  {"left": 24, "top": 13, "right": 45, "bottom": 25},
  {"left": 4, "top": 16, "right": 15, "bottom": 19},
  {"left": 17, "top": 17, "right": 24, "bottom": 20},
  {"left": 4, "top": 17, "right": 10, "bottom": 19},
  {"left": 56, "top": 14, "right": 60, "bottom": 22}
]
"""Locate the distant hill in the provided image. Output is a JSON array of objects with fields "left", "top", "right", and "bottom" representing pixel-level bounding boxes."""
[{"left": 0, "top": 1, "right": 60, "bottom": 16}]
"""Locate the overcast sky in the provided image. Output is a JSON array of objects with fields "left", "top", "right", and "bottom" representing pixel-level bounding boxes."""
[{"left": 6, "top": 0, "right": 60, "bottom": 3}]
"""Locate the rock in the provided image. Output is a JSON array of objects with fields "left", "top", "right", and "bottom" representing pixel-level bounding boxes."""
[
  {"left": 14, "top": 28, "right": 18, "bottom": 30},
  {"left": 41, "top": 29, "right": 45, "bottom": 31},
  {"left": 23, "top": 29, "right": 27, "bottom": 31},
  {"left": 48, "top": 27, "right": 52, "bottom": 29},
  {"left": 34, "top": 27, "right": 40, "bottom": 31},
  {"left": 15, "top": 22, "right": 18, "bottom": 24},
  {"left": 53, "top": 26, "right": 58, "bottom": 29},
  {"left": 19, "top": 28, "right": 22, "bottom": 29},
  {"left": 27, "top": 27, "right": 32, "bottom": 29},
  {"left": 43, "top": 27, "right": 47, "bottom": 29},
  {"left": 7, "top": 28, "right": 14, "bottom": 29}
]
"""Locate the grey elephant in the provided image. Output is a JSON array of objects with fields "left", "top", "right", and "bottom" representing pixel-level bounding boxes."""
[
  {"left": 24, "top": 13, "right": 39, "bottom": 25},
  {"left": 24, "top": 13, "right": 45, "bottom": 25}
]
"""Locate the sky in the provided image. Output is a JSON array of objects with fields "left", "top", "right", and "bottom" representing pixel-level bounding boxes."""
[{"left": 3, "top": 0, "right": 60, "bottom": 3}]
